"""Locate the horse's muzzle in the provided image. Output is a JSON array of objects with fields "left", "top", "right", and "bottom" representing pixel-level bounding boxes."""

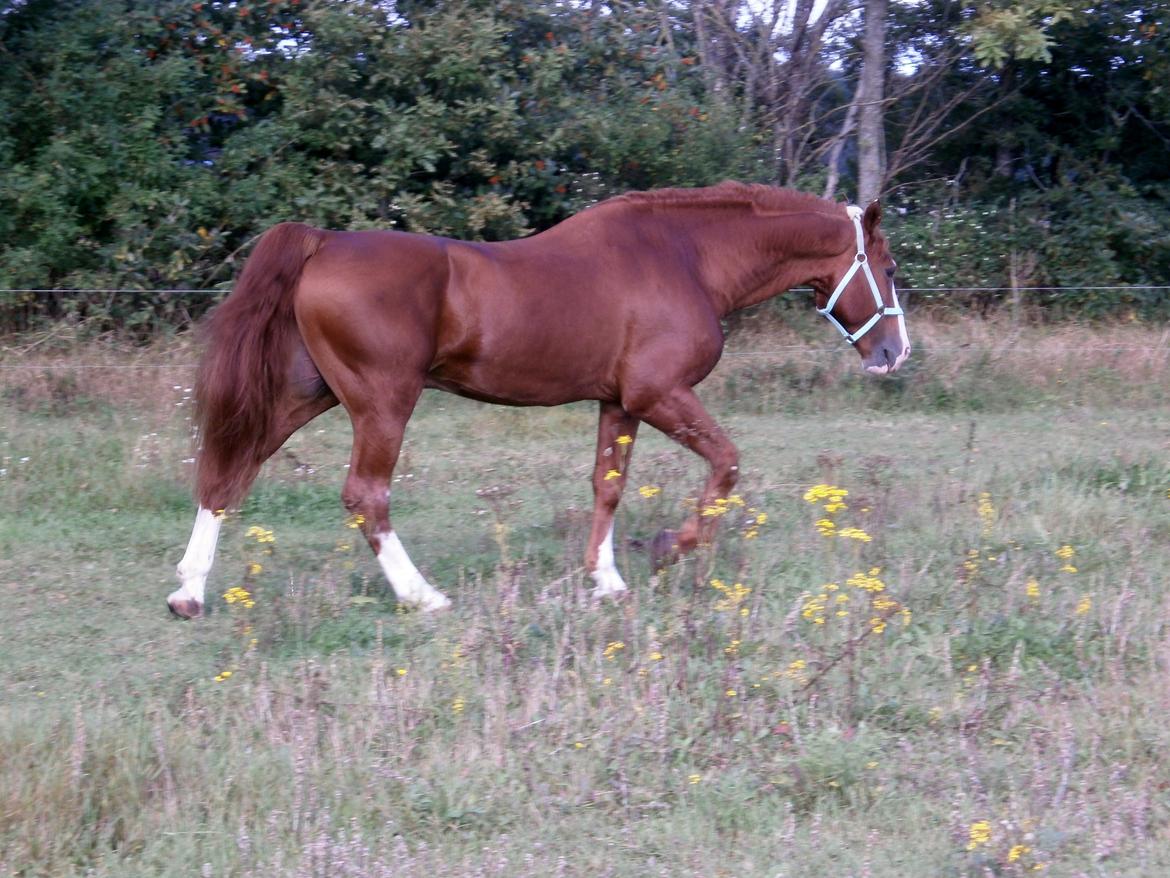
[{"left": 864, "top": 343, "right": 912, "bottom": 375}]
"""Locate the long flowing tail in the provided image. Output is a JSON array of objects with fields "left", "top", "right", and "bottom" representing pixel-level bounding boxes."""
[{"left": 194, "top": 222, "right": 324, "bottom": 510}]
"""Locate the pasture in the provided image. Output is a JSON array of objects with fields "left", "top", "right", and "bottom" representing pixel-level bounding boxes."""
[{"left": 2, "top": 313, "right": 1169, "bottom": 877}]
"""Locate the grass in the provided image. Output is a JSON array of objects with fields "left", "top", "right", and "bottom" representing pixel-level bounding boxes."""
[{"left": 2, "top": 315, "right": 1170, "bottom": 876}]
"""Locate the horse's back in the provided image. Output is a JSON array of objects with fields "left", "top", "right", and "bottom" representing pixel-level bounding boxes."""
[{"left": 291, "top": 217, "right": 721, "bottom": 406}]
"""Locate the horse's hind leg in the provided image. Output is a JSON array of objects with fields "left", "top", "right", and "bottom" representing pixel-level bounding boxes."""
[
  {"left": 586, "top": 402, "right": 640, "bottom": 598},
  {"left": 169, "top": 391, "right": 337, "bottom": 619},
  {"left": 342, "top": 395, "right": 450, "bottom": 612}
]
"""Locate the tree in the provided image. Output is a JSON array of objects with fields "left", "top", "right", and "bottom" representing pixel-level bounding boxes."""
[{"left": 856, "top": 0, "right": 887, "bottom": 204}]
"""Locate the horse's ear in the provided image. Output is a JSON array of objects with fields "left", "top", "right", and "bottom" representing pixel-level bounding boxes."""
[{"left": 863, "top": 200, "right": 882, "bottom": 234}]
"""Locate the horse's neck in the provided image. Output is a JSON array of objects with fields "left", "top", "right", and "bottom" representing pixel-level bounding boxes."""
[{"left": 674, "top": 208, "right": 845, "bottom": 317}]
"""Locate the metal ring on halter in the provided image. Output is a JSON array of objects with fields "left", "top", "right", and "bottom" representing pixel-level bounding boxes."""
[{"left": 817, "top": 206, "right": 903, "bottom": 346}]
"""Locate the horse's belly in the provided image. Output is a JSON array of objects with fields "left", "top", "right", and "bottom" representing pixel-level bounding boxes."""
[{"left": 427, "top": 343, "right": 613, "bottom": 407}]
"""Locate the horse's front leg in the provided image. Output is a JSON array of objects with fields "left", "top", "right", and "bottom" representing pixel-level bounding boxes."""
[
  {"left": 632, "top": 386, "right": 739, "bottom": 566},
  {"left": 585, "top": 402, "right": 640, "bottom": 598}
]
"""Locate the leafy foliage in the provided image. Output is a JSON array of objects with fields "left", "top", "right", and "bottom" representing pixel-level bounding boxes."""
[{"left": 0, "top": 0, "right": 1167, "bottom": 331}]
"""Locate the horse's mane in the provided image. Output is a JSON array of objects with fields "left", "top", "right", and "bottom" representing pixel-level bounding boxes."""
[{"left": 615, "top": 181, "right": 840, "bottom": 216}]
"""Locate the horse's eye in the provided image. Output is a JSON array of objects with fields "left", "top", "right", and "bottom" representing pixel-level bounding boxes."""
[{"left": 884, "top": 267, "right": 896, "bottom": 280}]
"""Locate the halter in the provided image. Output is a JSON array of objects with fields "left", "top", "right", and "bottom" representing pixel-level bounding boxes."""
[{"left": 817, "top": 205, "right": 903, "bottom": 345}]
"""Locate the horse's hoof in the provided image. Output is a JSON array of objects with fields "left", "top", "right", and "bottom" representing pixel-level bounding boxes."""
[
  {"left": 418, "top": 592, "right": 452, "bottom": 613},
  {"left": 648, "top": 529, "right": 680, "bottom": 572},
  {"left": 590, "top": 567, "right": 629, "bottom": 601},
  {"left": 167, "top": 597, "right": 203, "bottom": 620}
]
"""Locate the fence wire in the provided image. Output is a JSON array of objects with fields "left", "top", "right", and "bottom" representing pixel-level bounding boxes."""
[{"left": 2, "top": 285, "right": 1167, "bottom": 371}]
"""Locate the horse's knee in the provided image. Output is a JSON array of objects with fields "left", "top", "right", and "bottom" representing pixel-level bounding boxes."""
[
  {"left": 340, "top": 485, "right": 363, "bottom": 514},
  {"left": 711, "top": 444, "right": 739, "bottom": 492},
  {"left": 724, "top": 453, "right": 740, "bottom": 488},
  {"left": 592, "top": 476, "right": 624, "bottom": 509},
  {"left": 341, "top": 477, "right": 386, "bottom": 518}
]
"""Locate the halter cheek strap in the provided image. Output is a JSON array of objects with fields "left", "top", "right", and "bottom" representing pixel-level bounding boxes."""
[{"left": 817, "top": 205, "right": 903, "bottom": 346}]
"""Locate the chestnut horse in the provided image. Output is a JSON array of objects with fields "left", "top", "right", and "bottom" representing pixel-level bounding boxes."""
[{"left": 169, "top": 182, "right": 909, "bottom": 618}]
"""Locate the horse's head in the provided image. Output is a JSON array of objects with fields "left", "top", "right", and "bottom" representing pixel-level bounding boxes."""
[{"left": 815, "top": 202, "right": 910, "bottom": 375}]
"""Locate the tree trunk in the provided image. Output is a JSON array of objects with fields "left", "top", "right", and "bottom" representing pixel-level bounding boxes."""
[
  {"left": 857, "top": 0, "right": 888, "bottom": 205},
  {"left": 823, "top": 97, "right": 860, "bottom": 200}
]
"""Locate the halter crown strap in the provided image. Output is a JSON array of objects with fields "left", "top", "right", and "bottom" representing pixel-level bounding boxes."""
[{"left": 817, "top": 205, "right": 903, "bottom": 346}]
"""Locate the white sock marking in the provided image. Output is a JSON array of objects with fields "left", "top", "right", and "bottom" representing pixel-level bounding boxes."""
[
  {"left": 171, "top": 506, "right": 222, "bottom": 607},
  {"left": 590, "top": 524, "right": 628, "bottom": 597},
  {"left": 892, "top": 282, "right": 911, "bottom": 370},
  {"left": 376, "top": 531, "right": 451, "bottom": 611}
]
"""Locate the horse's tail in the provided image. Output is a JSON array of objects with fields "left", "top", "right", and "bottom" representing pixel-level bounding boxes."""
[{"left": 194, "top": 222, "right": 324, "bottom": 510}]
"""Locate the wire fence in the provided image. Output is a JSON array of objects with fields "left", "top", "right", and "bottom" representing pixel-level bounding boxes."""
[{"left": 2, "top": 285, "right": 1168, "bottom": 368}]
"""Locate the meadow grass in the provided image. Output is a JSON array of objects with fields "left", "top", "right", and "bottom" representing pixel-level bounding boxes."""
[{"left": 1, "top": 316, "right": 1169, "bottom": 877}]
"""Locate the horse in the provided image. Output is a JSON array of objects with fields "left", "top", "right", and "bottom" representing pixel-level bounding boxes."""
[{"left": 168, "top": 182, "right": 910, "bottom": 619}]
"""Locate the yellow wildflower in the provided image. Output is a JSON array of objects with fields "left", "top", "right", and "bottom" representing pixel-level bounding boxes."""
[
  {"left": 604, "top": 469, "right": 621, "bottom": 481},
  {"left": 838, "top": 527, "right": 872, "bottom": 542},
  {"left": 977, "top": 492, "right": 996, "bottom": 535},
  {"left": 1026, "top": 578, "right": 1041, "bottom": 600},
  {"left": 711, "top": 579, "right": 750, "bottom": 612},
  {"left": 223, "top": 586, "right": 252, "bottom": 605},
  {"left": 638, "top": 485, "right": 661, "bottom": 498},
  {"left": 803, "top": 484, "right": 848, "bottom": 505},
  {"left": 847, "top": 569, "right": 885, "bottom": 593},
  {"left": 801, "top": 592, "right": 828, "bottom": 624},
  {"left": 966, "top": 820, "right": 992, "bottom": 850},
  {"left": 603, "top": 641, "right": 625, "bottom": 660},
  {"left": 688, "top": 773, "right": 702, "bottom": 784},
  {"left": 1008, "top": 844, "right": 1031, "bottom": 863},
  {"left": 615, "top": 434, "right": 633, "bottom": 446},
  {"left": 1075, "top": 595, "right": 1092, "bottom": 616}
]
